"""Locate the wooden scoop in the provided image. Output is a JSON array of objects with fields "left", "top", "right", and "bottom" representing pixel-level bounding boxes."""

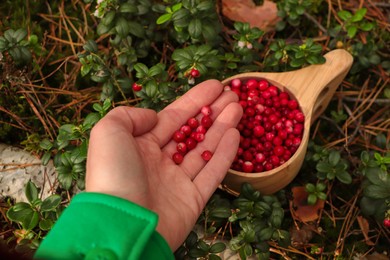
[{"left": 220, "top": 49, "right": 353, "bottom": 196}]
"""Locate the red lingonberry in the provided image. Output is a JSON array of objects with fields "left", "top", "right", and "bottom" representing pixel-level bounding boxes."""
[
  {"left": 295, "top": 112, "right": 305, "bottom": 122},
  {"left": 187, "top": 117, "right": 199, "bottom": 129},
  {"left": 172, "top": 152, "right": 184, "bottom": 164},
  {"left": 246, "top": 79, "right": 258, "bottom": 90},
  {"left": 242, "top": 161, "right": 254, "bottom": 173},
  {"left": 180, "top": 125, "right": 192, "bottom": 136},
  {"left": 273, "top": 146, "right": 285, "bottom": 156},
  {"left": 270, "top": 155, "right": 280, "bottom": 166},
  {"left": 253, "top": 125, "right": 265, "bottom": 137},
  {"left": 268, "top": 86, "right": 279, "bottom": 97},
  {"left": 196, "top": 125, "right": 207, "bottom": 134},
  {"left": 172, "top": 130, "right": 186, "bottom": 143},
  {"left": 194, "top": 132, "right": 205, "bottom": 142},
  {"left": 201, "top": 115, "right": 213, "bottom": 129},
  {"left": 190, "top": 68, "right": 200, "bottom": 78},
  {"left": 264, "top": 162, "right": 273, "bottom": 171},
  {"left": 384, "top": 218, "right": 390, "bottom": 228},
  {"left": 201, "top": 150, "right": 213, "bottom": 161},
  {"left": 255, "top": 153, "right": 266, "bottom": 163},
  {"left": 185, "top": 137, "right": 197, "bottom": 150},
  {"left": 176, "top": 142, "right": 187, "bottom": 154},
  {"left": 288, "top": 100, "right": 299, "bottom": 110},
  {"left": 201, "top": 105, "right": 212, "bottom": 116},
  {"left": 231, "top": 78, "right": 242, "bottom": 89},
  {"left": 258, "top": 79, "right": 269, "bottom": 90},
  {"left": 132, "top": 83, "right": 142, "bottom": 92}
]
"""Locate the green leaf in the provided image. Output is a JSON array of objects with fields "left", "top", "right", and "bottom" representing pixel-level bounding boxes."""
[
  {"left": 209, "top": 207, "right": 231, "bottom": 219},
  {"left": 4, "top": 29, "right": 15, "bottom": 43},
  {"left": 209, "top": 242, "right": 226, "bottom": 253},
  {"left": 22, "top": 211, "right": 39, "bottom": 230},
  {"left": 172, "top": 3, "right": 182, "bottom": 12},
  {"left": 316, "top": 182, "right": 326, "bottom": 191},
  {"left": 14, "top": 28, "right": 27, "bottom": 43},
  {"left": 329, "top": 150, "right": 341, "bottom": 166},
  {"left": 360, "top": 22, "right": 374, "bottom": 31},
  {"left": 208, "top": 254, "right": 222, "bottom": 260},
  {"left": 188, "top": 248, "right": 207, "bottom": 258},
  {"left": 347, "top": 26, "right": 358, "bottom": 38},
  {"left": 307, "top": 194, "right": 318, "bottom": 205},
  {"left": 295, "top": 5, "right": 305, "bottom": 15},
  {"left": 148, "top": 63, "right": 164, "bottom": 77},
  {"left": 58, "top": 172, "right": 73, "bottom": 190},
  {"left": 6, "top": 203, "right": 33, "bottom": 223},
  {"left": 156, "top": 13, "right": 172, "bottom": 24},
  {"left": 41, "top": 152, "right": 51, "bottom": 166},
  {"left": 336, "top": 170, "right": 352, "bottom": 184},
  {"left": 134, "top": 63, "right": 149, "bottom": 78},
  {"left": 316, "top": 161, "right": 332, "bottom": 173},
  {"left": 41, "top": 194, "right": 61, "bottom": 212},
  {"left": 351, "top": 8, "right": 367, "bottom": 22},
  {"left": 115, "top": 17, "right": 130, "bottom": 37},
  {"left": 361, "top": 150, "right": 370, "bottom": 164},
  {"left": 188, "top": 18, "right": 202, "bottom": 39},
  {"left": 128, "top": 21, "right": 145, "bottom": 38},
  {"left": 318, "top": 192, "right": 327, "bottom": 201},
  {"left": 25, "top": 181, "right": 39, "bottom": 203},
  {"left": 83, "top": 112, "right": 100, "bottom": 129},
  {"left": 290, "top": 58, "right": 304, "bottom": 67},
  {"left": 258, "top": 227, "right": 274, "bottom": 241},
  {"left": 172, "top": 8, "right": 190, "bottom": 28},
  {"left": 83, "top": 40, "right": 98, "bottom": 53},
  {"left": 305, "top": 183, "right": 316, "bottom": 193},
  {"left": 39, "top": 219, "right": 54, "bottom": 230},
  {"left": 39, "top": 139, "right": 53, "bottom": 150},
  {"left": 243, "top": 244, "right": 253, "bottom": 257},
  {"left": 119, "top": 3, "right": 138, "bottom": 13},
  {"left": 364, "top": 184, "right": 390, "bottom": 199},
  {"left": 338, "top": 10, "right": 352, "bottom": 21}
]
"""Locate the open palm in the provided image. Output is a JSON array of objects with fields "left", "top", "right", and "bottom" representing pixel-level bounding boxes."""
[{"left": 85, "top": 80, "right": 243, "bottom": 250}]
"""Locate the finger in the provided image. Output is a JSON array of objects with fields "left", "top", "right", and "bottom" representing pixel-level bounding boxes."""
[
  {"left": 93, "top": 106, "right": 158, "bottom": 137},
  {"left": 193, "top": 128, "right": 240, "bottom": 203},
  {"left": 149, "top": 80, "right": 232, "bottom": 147},
  {"left": 177, "top": 102, "right": 242, "bottom": 180},
  {"left": 86, "top": 107, "right": 157, "bottom": 193}
]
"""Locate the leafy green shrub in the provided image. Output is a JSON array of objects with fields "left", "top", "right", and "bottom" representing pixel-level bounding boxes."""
[{"left": 6, "top": 181, "right": 63, "bottom": 251}]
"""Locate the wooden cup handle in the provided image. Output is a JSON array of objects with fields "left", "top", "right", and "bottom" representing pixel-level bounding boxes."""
[{"left": 283, "top": 49, "right": 354, "bottom": 124}]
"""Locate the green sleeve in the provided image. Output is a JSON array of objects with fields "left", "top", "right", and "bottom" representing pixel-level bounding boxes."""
[{"left": 34, "top": 192, "right": 174, "bottom": 260}]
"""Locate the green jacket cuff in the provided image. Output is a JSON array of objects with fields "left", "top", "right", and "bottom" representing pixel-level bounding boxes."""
[{"left": 34, "top": 192, "right": 174, "bottom": 260}]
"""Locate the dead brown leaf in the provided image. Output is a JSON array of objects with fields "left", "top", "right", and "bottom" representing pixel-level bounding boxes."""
[
  {"left": 356, "top": 215, "right": 375, "bottom": 246},
  {"left": 221, "top": 0, "right": 280, "bottom": 32},
  {"left": 290, "top": 186, "right": 325, "bottom": 223}
]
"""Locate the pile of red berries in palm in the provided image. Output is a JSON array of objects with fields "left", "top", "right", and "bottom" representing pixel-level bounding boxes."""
[
  {"left": 225, "top": 78, "right": 305, "bottom": 173},
  {"left": 171, "top": 105, "right": 214, "bottom": 165}
]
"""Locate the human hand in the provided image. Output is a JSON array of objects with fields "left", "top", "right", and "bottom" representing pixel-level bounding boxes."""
[{"left": 85, "top": 80, "right": 242, "bottom": 250}]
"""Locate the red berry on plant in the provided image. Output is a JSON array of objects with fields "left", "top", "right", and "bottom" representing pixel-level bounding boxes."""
[
  {"left": 132, "top": 83, "right": 142, "bottom": 92},
  {"left": 384, "top": 218, "right": 390, "bottom": 228},
  {"left": 190, "top": 68, "right": 200, "bottom": 78}
]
